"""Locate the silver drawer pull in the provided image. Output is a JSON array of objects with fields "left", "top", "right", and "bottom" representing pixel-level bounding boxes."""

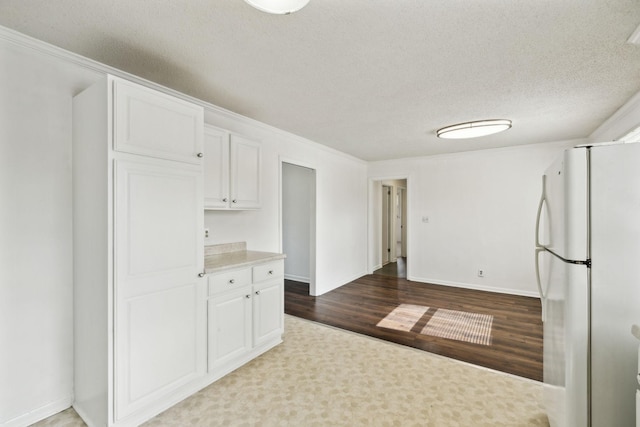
[
  {"left": 197, "top": 152, "right": 204, "bottom": 158},
  {"left": 198, "top": 272, "right": 205, "bottom": 278},
  {"left": 229, "top": 279, "right": 235, "bottom": 284},
  {"left": 255, "top": 290, "right": 261, "bottom": 295}
]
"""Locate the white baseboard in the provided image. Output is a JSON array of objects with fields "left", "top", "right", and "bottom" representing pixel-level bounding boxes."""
[
  {"left": 1, "top": 396, "right": 72, "bottom": 427},
  {"left": 284, "top": 273, "right": 310, "bottom": 283},
  {"left": 406, "top": 276, "right": 540, "bottom": 298}
]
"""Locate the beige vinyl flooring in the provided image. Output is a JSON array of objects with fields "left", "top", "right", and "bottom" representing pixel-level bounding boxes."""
[{"left": 33, "top": 315, "right": 549, "bottom": 427}]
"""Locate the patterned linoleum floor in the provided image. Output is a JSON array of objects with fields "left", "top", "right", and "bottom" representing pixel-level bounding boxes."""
[{"left": 33, "top": 315, "right": 549, "bottom": 427}]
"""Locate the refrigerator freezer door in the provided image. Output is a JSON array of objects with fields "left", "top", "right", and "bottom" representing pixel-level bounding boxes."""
[
  {"left": 590, "top": 142, "right": 640, "bottom": 427},
  {"left": 563, "top": 148, "right": 589, "bottom": 262},
  {"left": 542, "top": 148, "right": 589, "bottom": 261}
]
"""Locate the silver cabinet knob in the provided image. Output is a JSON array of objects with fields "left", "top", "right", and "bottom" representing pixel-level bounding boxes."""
[
  {"left": 255, "top": 290, "right": 261, "bottom": 295},
  {"left": 229, "top": 279, "right": 235, "bottom": 284},
  {"left": 245, "top": 294, "right": 251, "bottom": 299},
  {"left": 222, "top": 198, "right": 228, "bottom": 202},
  {"left": 197, "top": 152, "right": 204, "bottom": 158},
  {"left": 232, "top": 199, "right": 237, "bottom": 204},
  {"left": 198, "top": 272, "right": 205, "bottom": 278},
  {"left": 268, "top": 270, "right": 273, "bottom": 275}
]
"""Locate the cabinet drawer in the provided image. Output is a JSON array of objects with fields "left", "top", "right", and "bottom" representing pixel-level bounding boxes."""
[
  {"left": 253, "top": 261, "right": 284, "bottom": 283},
  {"left": 208, "top": 268, "right": 252, "bottom": 295}
]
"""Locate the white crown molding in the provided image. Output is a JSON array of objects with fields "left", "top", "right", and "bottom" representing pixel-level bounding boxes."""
[
  {"left": 627, "top": 23, "right": 640, "bottom": 45},
  {"left": 589, "top": 89, "right": 640, "bottom": 143},
  {"left": 0, "top": 24, "right": 366, "bottom": 165}
]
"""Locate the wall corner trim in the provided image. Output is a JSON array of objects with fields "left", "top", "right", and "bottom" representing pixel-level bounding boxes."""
[{"left": 589, "top": 89, "right": 640, "bottom": 143}]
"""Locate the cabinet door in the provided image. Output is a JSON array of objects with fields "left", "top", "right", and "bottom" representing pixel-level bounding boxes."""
[
  {"left": 116, "top": 283, "right": 205, "bottom": 420},
  {"left": 114, "top": 158, "right": 205, "bottom": 419},
  {"left": 113, "top": 77, "right": 204, "bottom": 164},
  {"left": 208, "top": 286, "right": 252, "bottom": 372},
  {"left": 252, "top": 280, "right": 283, "bottom": 348},
  {"left": 229, "top": 134, "right": 261, "bottom": 209},
  {"left": 203, "top": 126, "right": 230, "bottom": 209}
]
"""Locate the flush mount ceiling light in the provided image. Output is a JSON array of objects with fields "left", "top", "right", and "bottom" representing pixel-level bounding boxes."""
[
  {"left": 436, "top": 119, "right": 512, "bottom": 139},
  {"left": 244, "top": 0, "right": 310, "bottom": 14}
]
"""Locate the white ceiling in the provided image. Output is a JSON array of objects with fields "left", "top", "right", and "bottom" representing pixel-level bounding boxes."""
[{"left": 2, "top": 1, "right": 640, "bottom": 161}]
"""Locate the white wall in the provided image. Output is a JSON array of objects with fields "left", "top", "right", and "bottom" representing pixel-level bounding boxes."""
[
  {"left": 368, "top": 141, "right": 578, "bottom": 297},
  {"left": 0, "top": 37, "right": 102, "bottom": 426},
  {"left": 282, "top": 163, "right": 314, "bottom": 283}
]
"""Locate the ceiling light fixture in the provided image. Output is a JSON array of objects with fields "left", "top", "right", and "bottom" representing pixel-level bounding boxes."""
[
  {"left": 244, "top": 0, "right": 310, "bottom": 14},
  {"left": 436, "top": 119, "right": 512, "bottom": 139}
]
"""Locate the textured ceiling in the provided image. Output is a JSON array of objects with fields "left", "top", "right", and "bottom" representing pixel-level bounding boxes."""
[{"left": 2, "top": 1, "right": 640, "bottom": 160}]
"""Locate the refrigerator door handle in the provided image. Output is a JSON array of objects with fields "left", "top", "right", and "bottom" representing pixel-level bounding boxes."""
[
  {"left": 535, "top": 247, "right": 547, "bottom": 322},
  {"left": 535, "top": 175, "right": 547, "bottom": 248}
]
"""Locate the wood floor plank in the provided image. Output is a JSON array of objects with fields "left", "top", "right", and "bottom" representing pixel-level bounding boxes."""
[{"left": 284, "top": 274, "right": 543, "bottom": 381}]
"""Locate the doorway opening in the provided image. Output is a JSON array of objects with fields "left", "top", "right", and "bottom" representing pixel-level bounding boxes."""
[
  {"left": 371, "top": 178, "right": 408, "bottom": 278},
  {"left": 281, "top": 161, "right": 317, "bottom": 295}
]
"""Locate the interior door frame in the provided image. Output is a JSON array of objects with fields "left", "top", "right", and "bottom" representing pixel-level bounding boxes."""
[
  {"left": 367, "top": 175, "right": 411, "bottom": 276},
  {"left": 279, "top": 157, "right": 317, "bottom": 296},
  {"left": 381, "top": 184, "right": 392, "bottom": 265},
  {"left": 397, "top": 187, "right": 407, "bottom": 258}
]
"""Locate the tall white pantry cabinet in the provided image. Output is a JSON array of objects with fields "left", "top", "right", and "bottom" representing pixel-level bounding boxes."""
[{"left": 72, "top": 75, "right": 206, "bottom": 426}]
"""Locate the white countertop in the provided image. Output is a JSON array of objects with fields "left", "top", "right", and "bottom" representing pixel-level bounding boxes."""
[{"left": 204, "top": 250, "right": 286, "bottom": 274}]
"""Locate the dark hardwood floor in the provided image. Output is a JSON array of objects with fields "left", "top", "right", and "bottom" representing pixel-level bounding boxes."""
[{"left": 285, "top": 266, "right": 543, "bottom": 381}]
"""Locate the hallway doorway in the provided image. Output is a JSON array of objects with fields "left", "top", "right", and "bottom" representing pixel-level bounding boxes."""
[
  {"left": 373, "top": 256, "right": 406, "bottom": 278},
  {"left": 281, "top": 161, "right": 316, "bottom": 295},
  {"left": 370, "top": 178, "right": 408, "bottom": 279}
]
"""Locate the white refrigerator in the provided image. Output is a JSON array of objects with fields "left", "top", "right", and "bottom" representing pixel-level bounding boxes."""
[{"left": 535, "top": 142, "right": 640, "bottom": 427}]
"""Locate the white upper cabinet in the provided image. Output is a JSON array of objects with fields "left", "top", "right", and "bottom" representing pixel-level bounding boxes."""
[
  {"left": 203, "top": 125, "right": 261, "bottom": 210},
  {"left": 203, "top": 126, "right": 230, "bottom": 209},
  {"left": 113, "top": 79, "right": 204, "bottom": 164},
  {"left": 230, "top": 134, "right": 261, "bottom": 209}
]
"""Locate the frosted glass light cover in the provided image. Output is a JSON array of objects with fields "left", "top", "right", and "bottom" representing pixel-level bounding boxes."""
[
  {"left": 244, "top": 0, "right": 310, "bottom": 14},
  {"left": 437, "top": 119, "right": 512, "bottom": 139}
]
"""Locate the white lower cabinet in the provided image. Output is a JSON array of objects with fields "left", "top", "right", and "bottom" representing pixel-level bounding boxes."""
[
  {"left": 208, "top": 286, "right": 253, "bottom": 370},
  {"left": 116, "top": 283, "right": 206, "bottom": 419},
  {"left": 253, "top": 279, "right": 284, "bottom": 348},
  {"left": 207, "top": 260, "right": 284, "bottom": 375}
]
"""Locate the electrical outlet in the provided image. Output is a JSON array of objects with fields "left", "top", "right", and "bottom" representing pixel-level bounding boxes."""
[
  {"left": 478, "top": 269, "right": 484, "bottom": 277},
  {"left": 204, "top": 228, "right": 210, "bottom": 239}
]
